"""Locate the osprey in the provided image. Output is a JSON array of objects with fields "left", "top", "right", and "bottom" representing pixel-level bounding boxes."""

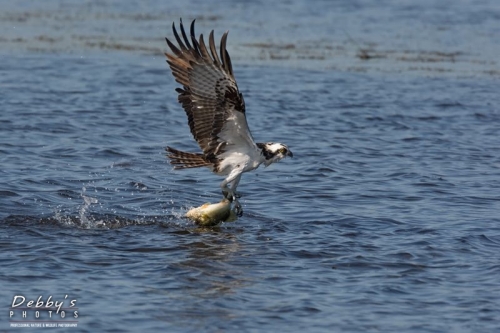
[{"left": 164, "top": 19, "right": 293, "bottom": 216}]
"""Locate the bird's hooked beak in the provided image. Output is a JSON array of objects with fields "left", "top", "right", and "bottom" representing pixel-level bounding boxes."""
[{"left": 287, "top": 150, "right": 293, "bottom": 158}]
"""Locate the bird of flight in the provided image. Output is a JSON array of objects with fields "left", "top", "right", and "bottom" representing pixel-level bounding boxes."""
[{"left": 164, "top": 19, "right": 293, "bottom": 216}]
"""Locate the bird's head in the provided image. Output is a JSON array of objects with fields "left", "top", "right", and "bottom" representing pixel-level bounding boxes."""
[{"left": 258, "top": 142, "right": 293, "bottom": 166}]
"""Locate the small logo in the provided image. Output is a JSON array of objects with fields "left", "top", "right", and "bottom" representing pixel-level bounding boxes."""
[{"left": 9, "top": 295, "right": 79, "bottom": 328}]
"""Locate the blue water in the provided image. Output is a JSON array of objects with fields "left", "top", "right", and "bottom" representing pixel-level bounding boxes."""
[{"left": 1, "top": 1, "right": 500, "bottom": 332}]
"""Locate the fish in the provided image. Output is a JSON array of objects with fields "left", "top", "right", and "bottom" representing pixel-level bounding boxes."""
[{"left": 185, "top": 198, "right": 238, "bottom": 226}]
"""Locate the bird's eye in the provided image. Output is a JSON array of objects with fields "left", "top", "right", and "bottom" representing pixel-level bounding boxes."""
[{"left": 279, "top": 148, "right": 286, "bottom": 154}]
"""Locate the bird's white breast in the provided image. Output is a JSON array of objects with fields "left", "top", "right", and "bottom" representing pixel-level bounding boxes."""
[{"left": 215, "top": 145, "right": 263, "bottom": 176}]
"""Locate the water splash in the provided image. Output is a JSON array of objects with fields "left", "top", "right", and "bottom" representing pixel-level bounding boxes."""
[
  {"left": 49, "top": 187, "right": 182, "bottom": 229},
  {"left": 78, "top": 187, "right": 106, "bottom": 228},
  {"left": 50, "top": 188, "right": 104, "bottom": 228}
]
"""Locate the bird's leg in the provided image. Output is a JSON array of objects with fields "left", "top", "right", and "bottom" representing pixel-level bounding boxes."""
[
  {"left": 233, "top": 198, "right": 243, "bottom": 217},
  {"left": 221, "top": 169, "right": 243, "bottom": 200},
  {"left": 221, "top": 180, "right": 232, "bottom": 200},
  {"left": 220, "top": 177, "right": 237, "bottom": 202},
  {"left": 221, "top": 170, "right": 244, "bottom": 216},
  {"left": 230, "top": 174, "right": 242, "bottom": 198}
]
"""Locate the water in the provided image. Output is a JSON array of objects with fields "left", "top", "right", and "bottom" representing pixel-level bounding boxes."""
[{"left": 1, "top": 0, "right": 500, "bottom": 332}]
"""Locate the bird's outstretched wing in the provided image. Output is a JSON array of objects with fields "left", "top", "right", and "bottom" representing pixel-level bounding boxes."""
[{"left": 165, "top": 19, "right": 256, "bottom": 158}]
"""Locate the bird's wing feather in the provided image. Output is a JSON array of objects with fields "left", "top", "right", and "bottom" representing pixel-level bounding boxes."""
[{"left": 165, "top": 19, "right": 256, "bottom": 158}]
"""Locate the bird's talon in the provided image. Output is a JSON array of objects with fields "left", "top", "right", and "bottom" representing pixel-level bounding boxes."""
[
  {"left": 234, "top": 202, "right": 243, "bottom": 217},
  {"left": 222, "top": 189, "right": 232, "bottom": 201}
]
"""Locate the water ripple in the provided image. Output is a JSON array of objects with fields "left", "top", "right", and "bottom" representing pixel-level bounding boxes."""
[{"left": 1, "top": 7, "right": 500, "bottom": 331}]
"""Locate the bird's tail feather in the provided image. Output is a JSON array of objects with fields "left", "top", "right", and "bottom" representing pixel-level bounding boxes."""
[{"left": 166, "top": 146, "right": 211, "bottom": 169}]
